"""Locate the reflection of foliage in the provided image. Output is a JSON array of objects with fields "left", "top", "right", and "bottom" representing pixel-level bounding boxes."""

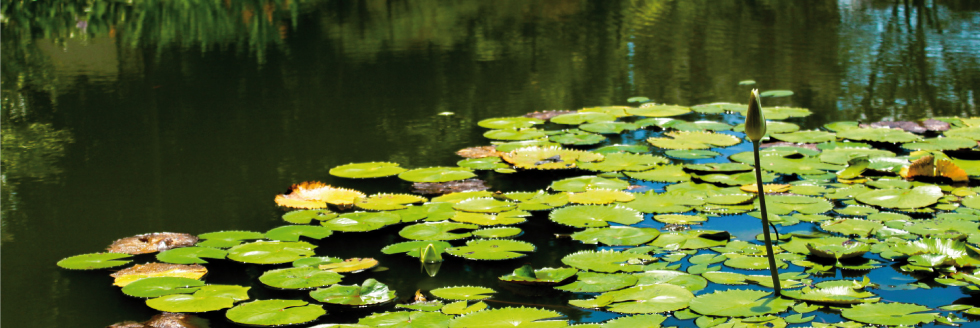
[{"left": 0, "top": 122, "right": 74, "bottom": 179}]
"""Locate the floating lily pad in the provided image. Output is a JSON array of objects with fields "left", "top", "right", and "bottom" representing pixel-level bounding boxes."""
[
  {"left": 625, "top": 165, "right": 691, "bottom": 183},
  {"left": 121, "top": 277, "right": 204, "bottom": 298},
  {"left": 760, "top": 195, "right": 834, "bottom": 215},
  {"left": 594, "top": 144, "right": 650, "bottom": 154},
  {"left": 310, "top": 278, "right": 396, "bottom": 306},
  {"left": 505, "top": 191, "right": 570, "bottom": 211},
  {"left": 399, "top": 167, "right": 477, "bottom": 183},
  {"left": 633, "top": 270, "right": 707, "bottom": 291},
  {"left": 664, "top": 150, "right": 721, "bottom": 160},
  {"left": 653, "top": 214, "right": 707, "bottom": 224},
  {"left": 196, "top": 231, "right": 265, "bottom": 248},
  {"left": 572, "top": 283, "right": 694, "bottom": 314},
  {"left": 282, "top": 210, "right": 338, "bottom": 224},
  {"left": 110, "top": 263, "right": 208, "bottom": 287},
  {"left": 448, "top": 307, "right": 565, "bottom": 328},
  {"left": 903, "top": 137, "right": 976, "bottom": 151},
  {"left": 381, "top": 241, "right": 453, "bottom": 258},
  {"left": 568, "top": 189, "right": 635, "bottom": 205},
  {"left": 627, "top": 104, "right": 692, "bottom": 117},
  {"left": 550, "top": 175, "right": 629, "bottom": 192},
  {"left": 502, "top": 146, "right": 604, "bottom": 170},
  {"left": 549, "top": 205, "right": 643, "bottom": 228},
  {"left": 359, "top": 311, "right": 453, "bottom": 327},
  {"left": 551, "top": 112, "right": 617, "bottom": 125},
  {"left": 355, "top": 193, "right": 427, "bottom": 211},
  {"left": 446, "top": 239, "right": 535, "bottom": 260},
  {"left": 577, "top": 153, "right": 669, "bottom": 172},
  {"left": 275, "top": 182, "right": 365, "bottom": 208},
  {"left": 259, "top": 267, "right": 342, "bottom": 290},
  {"left": 452, "top": 210, "right": 528, "bottom": 226},
  {"left": 57, "top": 252, "right": 133, "bottom": 270},
  {"left": 265, "top": 225, "right": 333, "bottom": 241},
  {"left": 431, "top": 286, "right": 496, "bottom": 301},
  {"left": 724, "top": 256, "right": 787, "bottom": 270},
  {"left": 855, "top": 185, "right": 943, "bottom": 209},
  {"left": 571, "top": 227, "right": 661, "bottom": 246},
  {"left": 321, "top": 211, "right": 401, "bottom": 232},
  {"left": 668, "top": 120, "right": 734, "bottom": 132},
  {"left": 330, "top": 162, "right": 407, "bottom": 178},
  {"left": 550, "top": 131, "right": 607, "bottom": 145},
  {"left": 478, "top": 117, "right": 544, "bottom": 129},
  {"left": 688, "top": 289, "right": 793, "bottom": 317},
  {"left": 783, "top": 285, "right": 878, "bottom": 305},
  {"left": 648, "top": 131, "right": 740, "bottom": 150},
  {"left": 226, "top": 300, "right": 325, "bottom": 326},
  {"left": 840, "top": 302, "right": 937, "bottom": 326},
  {"left": 499, "top": 266, "right": 578, "bottom": 286},
  {"left": 650, "top": 230, "right": 730, "bottom": 250},
  {"left": 759, "top": 90, "right": 794, "bottom": 97},
  {"left": 625, "top": 191, "right": 705, "bottom": 213},
  {"left": 890, "top": 238, "right": 980, "bottom": 268},
  {"left": 454, "top": 197, "right": 516, "bottom": 213},
  {"left": 837, "top": 128, "right": 923, "bottom": 143},
  {"left": 319, "top": 258, "right": 380, "bottom": 273},
  {"left": 399, "top": 222, "right": 478, "bottom": 241},
  {"left": 156, "top": 247, "right": 227, "bottom": 264},
  {"left": 580, "top": 122, "right": 639, "bottom": 134},
  {"left": 555, "top": 272, "right": 637, "bottom": 293},
  {"left": 771, "top": 130, "right": 836, "bottom": 143},
  {"left": 807, "top": 241, "right": 871, "bottom": 260},
  {"left": 494, "top": 139, "right": 561, "bottom": 153},
  {"left": 227, "top": 241, "right": 316, "bottom": 265},
  {"left": 820, "top": 219, "right": 884, "bottom": 237},
  {"left": 691, "top": 102, "right": 744, "bottom": 114},
  {"left": 561, "top": 250, "right": 654, "bottom": 273},
  {"left": 734, "top": 121, "right": 800, "bottom": 134},
  {"left": 472, "top": 227, "right": 523, "bottom": 238},
  {"left": 458, "top": 157, "right": 511, "bottom": 170}
]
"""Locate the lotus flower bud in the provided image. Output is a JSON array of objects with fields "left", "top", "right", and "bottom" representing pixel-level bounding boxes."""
[
  {"left": 745, "top": 89, "right": 766, "bottom": 142},
  {"left": 420, "top": 243, "right": 443, "bottom": 263}
]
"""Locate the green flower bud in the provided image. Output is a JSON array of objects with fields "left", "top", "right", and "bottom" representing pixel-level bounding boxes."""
[
  {"left": 420, "top": 243, "right": 443, "bottom": 263},
  {"left": 745, "top": 89, "right": 767, "bottom": 142}
]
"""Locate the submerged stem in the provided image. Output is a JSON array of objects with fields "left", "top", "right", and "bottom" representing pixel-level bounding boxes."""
[{"left": 752, "top": 141, "right": 782, "bottom": 296}]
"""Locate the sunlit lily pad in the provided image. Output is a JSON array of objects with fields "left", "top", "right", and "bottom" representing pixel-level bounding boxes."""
[
  {"left": 226, "top": 300, "right": 325, "bottom": 326},
  {"left": 265, "top": 225, "right": 333, "bottom": 242},
  {"left": 156, "top": 247, "right": 228, "bottom": 264},
  {"left": 856, "top": 185, "right": 942, "bottom": 209},
  {"left": 549, "top": 205, "right": 643, "bottom": 228},
  {"left": 446, "top": 239, "right": 535, "bottom": 260},
  {"left": 783, "top": 285, "right": 878, "bottom": 305},
  {"left": 648, "top": 131, "right": 740, "bottom": 150},
  {"left": 448, "top": 307, "right": 565, "bottom": 328},
  {"left": 890, "top": 238, "right": 980, "bottom": 268},
  {"left": 561, "top": 250, "right": 654, "bottom": 273},
  {"left": 724, "top": 256, "right": 787, "bottom": 270},
  {"left": 381, "top": 240, "right": 453, "bottom": 258},
  {"left": 691, "top": 102, "right": 744, "bottom": 114},
  {"left": 650, "top": 230, "right": 730, "bottom": 250},
  {"left": 594, "top": 144, "right": 651, "bottom": 154},
  {"left": 902, "top": 137, "right": 976, "bottom": 151},
  {"left": 454, "top": 197, "right": 516, "bottom": 213},
  {"left": 275, "top": 181, "right": 366, "bottom": 208},
  {"left": 551, "top": 112, "right": 617, "bottom": 125},
  {"left": 399, "top": 167, "right": 476, "bottom": 183},
  {"left": 664, "top": 150, "right": 721, "bottom": 160},
  {"left": 504, "top": 191, "right": 570, "bottom": 211},
  {"left": 196, "top": 230, "right": 265, "bottom": 248},
  {"left": 840, "top": 302, "right": 937, "bottom": 326},
  {"left": 478, "top": 117, "right": 544, "bottom": 129},
  {"left": 310, "top": 278, "right": 396, "bottom": 306},
  {"left": 502, "top": 146, "right": 604, "bottom": 170},
  {"left": 354, "top": 193, "right": 427, "bottom": 211},
  {"left": 760, "top": 90, "right": 794, "bottom": 97},
  {"left": 259, "top": 267, "right": 342, "bottom": 290},
  {"left": 653, "top": 214, "right": 707, "bottom": 225},
  {"left": 555, "top": 272, "right": 637, "bottom": 293},
  {"left": 837, "top": 128, "right": 923, "bottom": 143},
  {"left": 572, "top": 284, "right": 694, "bottom": 314},
  {"left": 330, "top": 162, "right": 407, "bottom": 179},
  {"left": 580, "top": 122, "right": 639, "bottom": 134},
  {"left": 760, "top": 195, "right": 834, "bottom": 215},
  {"left": 820, "top": 219, "right": 884, "bottom": 237},
  {"left": 577, "top": 153, "right": 669, "bottom": 172},
  {"left": 494, "top": 139, "right": 561, "bottom": 152},
  {"left": 550, "top": 131, "right": 606, "bottom": 145},
  {"left": 625, "top": 191, "right": 705, "bottom": 213},
  {"left": 57, "top": 252, "right": 133, "bottom": 270},
  {"left": 227, "top": 241, "right": 316, "bottom": 264},
  {"left": 550, "top": 175, "right": 629, "bottom": 192},
  {"left": 431, "top": 286, "right": 496, "bottom": 301},
  {"left": 499, "top": 266, "right": 578, "bottom": 286},
  {"left": 627, "top": 104, "right": 692, "bottom": 117},
  {"left": 452, "top": 210, "right": 529, "bottom": 225},
  {"left": 771, "top": 130, "right": 836, "bottom": 143},
  {"left": 625, "top": 165, "right": 691, "bottom": 183},
  {"left": 147, "top": 285, "right": 249, "bottom": 313},
  {"left": 688, "top": 289, "right": 793, "bottom": 317},
  {"left": 458, "top": 157, "right": 511, "bottom": 170},
  {"left": 121, "top": 277, "right": 204, "bottom": 298},
  {"left": 734, "top": 121, "right": 800, "bottom": 134},
  {"left": 399, "top": 222, "right": 478, "bottom": 241},
  {"left": 568, "top": 189, "right": 635, "bottom": 205},
  {"left": 282, "top": 210, "right": 338, "bottom": 224},
  {"left": 359, "top": 311, "right": 453, "bottom": 327},
  {"left": 668, "top": 120, "right": 734, "bottom": 132},
  {"left": 472, "top": 227, "right": 523, "bottom": 238},
  {"left": 322, "top": 211, "right": 401, "bottom": 232},
  {"left": 571, "top": 227, "right": 661, "bottom": 246},
  {"left": 807, "top": 241, "right": 871, "bottom": 260},
  {"left": 319, "top": 258, "right": 379, "bottom": 273},
  {"left": 110, "top": 263, "right": 208, "bottom": 287}
]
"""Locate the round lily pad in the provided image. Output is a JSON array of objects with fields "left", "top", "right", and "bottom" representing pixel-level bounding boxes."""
[
  {"left": 577, "top": 153, "right": 669, "bottom": 172},
  {"left": 627, "top": 104, "right": 692, "bottom": 117},
  {"left": 472, "top": 227, "right": 523, "bottom": 238},
  {"left": 625, "top": 165, "right": 691, "bottom": 183},
  {"left": 501, "top": 146, "right": 604, "bottom": 170},
  {"left": 770, "top": 130, "right": 836, "bottom": 143},
  {"left": 282, "top": 210, "right": 338, "bottom": 224},
  {"left": 458, "top": 157, "right": 510, "bottom": 170},
  {"left": 453, "top": 197, "right": 516, "bottom": 213},
  {"left": 664, "top": 150, "right": 721, "bottom": 160},
  {"left": 576, "top": 283, "right": 695, "bottom": 314},
  {"left": 840, "top": 302, "right": 937, "bottom": 326},
  {"left": 568, "top": 189, "right": 635, "bottom": 205},
  {"left": 549, "top": 131, "right": 606, "bottom": 145},
  {"left": 293, "top": 256, "right": 343, "bottom": 268},
  {"left": 571, "top": 227, "right": 661, "bottom": 246},
  {"left": 561, "top": 250, "right": 654, "bottom": 273},
  {"left": 651, "top": 230, "right": 730, "bottom": 250},
  {"left": 760, "top": 90, "right": 794, "bottom": 97},
  {"left": 196, "top": 230, "right": 265, "bottom": 248},
  {"left": 451, "top": 211, "right": 528, "bottom": 226},
  {"left": 445, "top": 239, "right": 535, "bottom": 260},
  {"left": 355, "top": 193, "right": 427, "bottom": 211},
  {"left": 478, "top": 117, "right": 544, "bottom": 129},
  {"left": 448, "top": 307, "right": 564, "bottom": 328},
  {"left": 359, "top": 311, "right": 453, "bottom": 327},
  {"left": 549, "top": 205, "right": 643, "bottom": 228},
  {"left": 430, "top": 286, "right": 496, "bottom": 301},
  {"left": 330, "top": 162, "right": 407, "bottom": 178},
  {"left": 321, "top": 211, "right": 401, "bottom": 232},
  {"left": 318, "top": 258, "right": 380, "bottom": 273},
  {"left": 837, "top": 128, "right": 923, "bottom": 143},
  {"left": 57, "top": 252, "right": 133, "bottom": 270},
  {"left": 399, "top": 167, "right": 476, "bottom": 183},
  {"left": 653, "top": 214, "right": 707, "bottom": 224},
  {"left": 381, "top": 240, "right": 453, "bottom": 258},
  {"left": 902, "top": 137, "right": 976, "bottom": 151},
  {"left": 499, "top": 266, "right": 578, "bottom": 286},
  {"left": 258, "top": 267, "right": 342, "bottom": 290},
  {"left": 551, "top": 112, "right": 617, "bottom": 125},
  {"left": 156, "top": 247, "right": 228, "bottom": 264},
  {"left": 855, "top": 186, "right": 943, "bottom": 209},
  {"left": 265, "top": 225, "right": 333, "bottom": 241},
  {"left": 550, "top": 175, "right": 629, "bottom": 192},
  {"left": 580, "top": 122, "right": 640, "bottom": 134},
  {"left": 121, "top": 277, "right": 204, "bottom": 298},
  {"left": 399, "top": 222, "right": 478, "bottom": 241},
  {"left": 820, "top": 219, "right": 884, "bottom": 237},
  {"left": 226, "top": 241, "right": 316, "bottom": 265},
  {"left": 310, "top": 279, "right": 396, "bottom": 306},
  {"left": 555, "top": 272, "right": 638, "bottom": 293},
  {"left": 226, "top": 300, "right": 325, "bottom": 326},
  {"left": 688, "top": 289, "right": 793, "bottom": 317},
  {"left": 145, "top": 285, "right": 249, "bottom": 313},
  {"left": 483, "top": 128, "right": 548, "bottom": 141}
]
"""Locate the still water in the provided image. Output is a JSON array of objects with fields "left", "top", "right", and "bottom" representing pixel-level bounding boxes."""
[{"left": 2, "top": 0, "right": 979, "bottom": 327}]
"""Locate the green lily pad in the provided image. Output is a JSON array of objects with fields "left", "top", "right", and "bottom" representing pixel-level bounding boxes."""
[
  {"left": 359, "top": 311, "right": 453, "bottom": 327},
  {"left": 568, "top": 189, "right": 635, "bottom": 205},
  {"left": 580, "top": 122, "right": 640, "bottom": 134},
  {"left": 551, "top": 112, "right": 617, "bottom": 125},
  {"left": 555, "top": 272, "right": 637, "bottom": 293},
  {"left": 601, "top": 314, "right": 666, "bottom": 328},
  {"left": 664, "top": 150, "right": 721, "bottom": 159},
  {"left": 625, "top": 165, "right": 691, "bottom": 183},
  {"left": 760, "top": 195, "right": 834, "bottom": 215},
  {"left": 478, "top": 117, "right": 544, "bottom": 129},
  {"left": 431, "top": 286, "right": 496, "bottom": 301},
  {"left": 759, "top": 90, "right": 794, "bottom": 97},
  {"left": 265, "top": 225, "right": 333, "bottom": 241},
  {"left": 837, "top": 128, "right": 923, "bottom": 143},
  {"left": 628, "top": 104, "right": 692, "bottom": 117},
  {"left": 321, "top": 211, "right": 401, "bottom": 232},
  {"left": 259, "top": 267, "right": 342, "bottom": 290},
  {"left": 57, "top": 252, "right": 133, "bottom": 270},
  {"left": 446, "top": 239, "right": 535, "bottom": 260},
  {"left": 399, "top": 222, "right": 478, "bottom": 241},
  {"left": 293, "top": 256, "right": 343, "bottom": 268},
  {"left": 309, "top": 279, "right": 395, "bottom": 307},
  {"left": 500, "top": 267, "right": 578, "bottom": 286},
  {"left": 381, "top": 241, "right": 453, "bottom": 258},
  {"left": 226, "top": 300, "right": 325, "bottom": 326},
  {"left": 121, "top": 277, "right": 204, "bottom": 298},
  {"left": 550, "top": 175, "right": 629, "bottom": 192},
  {"left": 594, "top": 144, "right": 651, "bottom": 154},
  {"left": 724, "top": 256, "right": 787, "bottom": 270},
  {"left": 501, "top": 146, "right": 604, "bottom": 170},
  {"left": 577, "top": 153, "right": 669, "bottom": 172},
  {"left": 653, "top": 214, "right": 707, "bottom": 224},
  {"left": 227, "top": 241, "right": 316, "bottom": 265},
  {"left": 904, "top": 218, "right": 979, "bottom": 238},
  {"left": 453, "top": 198, "right": 516, "bottom": 213},
  {"left": 399, "top": 167, "right": 476, "bottom": 183},
  {"left": 504, "top": 191, "right": 570, "bottom": 211},
  {"left": 633, "top": 270, "right": 708, "bottom": 291},
  {"left": 688, "top": 289, "right": 793, "bottom": 317},
  {"left": 820, "top": 148, "right": 895, "bottom": 165},
  {"left": 807, "top": 241, "right": 871, "bottom": 260},
  {"left": 572, "top": 284, "right": 694, "bottom": 314},
  {"left": 651, "top": 230, "right": 730, "bottom": 250},
  {"left": 561, "top": 250, "right": 654, "bottom": 273},
  {"left": 196, "top": 230, "right": 265, "bottom": 248},
  {"left": 396, "top": 300, "right": 445, "bottom": 312},
  {"left": 550, "top": 131, "right": 607, "bottom": 145},
  {"left": 484, "top": 128, "right": 549, "bottom": 141},
  {"left": 696, "top": 170, "right": 775, "bottom": 186},
  {"left": 432, "top": 192, "right": 495, "bottom": 204},
  {"left": 355, "top": 193, "right": 427, "bottom": 211},
  {"left": 903, "top": 137, "right": 976, "bottom": 151},
  {"left": 451, "top": 211, "right": 529, "bottom": 225},
  {"left": 330, "top": 162, "right": 407, "bottom": 178},
  {"left": 549, "top": 205, "right": 643, "bottom": 228},
  {"left": 691, "top": 102, "right": 744, "bottom": 114},
  {"left": 571, "top": 227, "right": 661, "bottom": 246},
  {"left": 890, "top": 238, "right": 980, "bottom": 268},
  {"left": 472, "top": 227, "right": 523, "bottom": 238},
  {"left": 625, "top": 191, "right": 705, "bottom": 213},
  {"left": 770, "top": 130, "right": 836, "bottom": 143},
  {"left": 840, "top": 303, "right": 937, "bottom": 326},
  {"left": 282, "top": 210, "right": 338, "bottom": 224},
  {"left": 783, "top": 285, "right": 878, "bottom": 305},
  {"left": 648, "top": 131, "right": 740, "bottom": 150},
  {"left": 581, "top": 106, "right": 633, "bottom": 117},
  {"left": 733, "top": 121, "right": 800, "bottom": 134},
  {"left": 448, "top": 307, "right": 565, "bottom": 328},
  {"left": 834, "top": 206, "right": 879, "bottom": 217},
  {"left": 820, "top": 219, "right": 884, "bottom": 237},
  {"left": 144, "top": 284, "right": 248, "bottom": 313},
  {"left": 458, "top": 157, "right": 511, "bottom": 170},
  {"left": 668, "top": 120, "right": 734, "bottom": 132},
  {"left": 855, "top": 186, "right": 943, "bottom": 209},
  {"left": 156, "top": 247, "right": 228, "bottom": 264},
  {"left": 494, "top": 139, "right": 561, "bottom": 152}
]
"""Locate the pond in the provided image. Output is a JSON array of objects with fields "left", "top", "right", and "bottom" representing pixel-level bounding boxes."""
[{"left": 3, "top": 0, "right": 980, "bottom": 327}]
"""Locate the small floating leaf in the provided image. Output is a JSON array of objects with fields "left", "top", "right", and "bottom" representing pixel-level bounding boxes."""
[
  {"left": 571, "top": 226, "right": 660, "bottom": 246},
  {"left": 265, "top": 225, "right": 333, "bottom": 241},
  {"left": 381, "top": 241, "right": 453, "bottom": 258},
  {"left": 226, "top": 300, "right": 325, "bottom": 326},
  {"left": 500, "top": 267, "right": 578, "bottom": 286},
  {"left": 156, "top": 247, "right": 227, "bottom": 264},
  {"left": 759, "top": 90, "right": 794, "bottom": 97},
  {"left": 121, "top": 277, "right": 204, "bottom": 298},
  {"left": 448, "top": 307, "right": 565, "bottom": 328},
  {"left": 399, "top": 167, "right": 476, "bottom": 183},
  {"left": 478, "top": 117, "right": 544, "bottom": 129},
  {"left": 319, "top": 258, "right": 379, "bottom": 273},
  {"left": 226, "top": 241, "right": 316, "bottom": 265},
  {"left": 628, "top": 104, "right": 692, "bottom": 117},
  {"left": 329, "top": 162, "right": 407, "bottom": 178},
  {"left": 57, "top": 252, "right": 132, "bottom": 270},
  {"left": 274, "top": 182, "right": 366, "bottom": 208},
  {"left": 561, "top": 250, "right": 654, "bottom": 273},
  {"left": 258, "top": 267, "right": 342, "bottom": 290},
  {"left": 549, "top": 205, "right": 643, "bottom": 228},
  {"left": 399, "top": 222, "right": 478, "bottom": 241},
  {"left": 688, "top": 289, "right": 793, "bottom": 317},
  {"left": 501, "top": 146, "right": 604, "bottom": 170},
  {"left": 110, "top": 263, "right": 208, "bottom": 287},
  {"left": 550, "top": 175, "right": 629, "bottom": 192},
  {"left": 282, "top": 210, "right": 338, "bottom": 224},
  {"left": 446, "top": 239, "right": 535, "bottom": 260},
  {"left": 355, "top": 193, "right": 427, "bottom": 211},
  {"left": 430, "top": 286, "right": 496, "bottom": 301},
  {"left": 360, "top": 311, "right": 453, "bottom": 327},
  {"left": 555, "top": 272, "right": 638, "bottom": 293},
  {"left": 321, "top": 211, "right": 401, "bottom": 232},
  {"left": 310, "top": 278, "right": 396, "bottom": 306},
  {"left": 196, "top": 230, "right": 264, "bottom": 248}
]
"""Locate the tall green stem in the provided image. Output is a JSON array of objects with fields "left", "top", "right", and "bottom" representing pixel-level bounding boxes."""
[{"left": 752, "top": 141, "right": 781, "bottom": 296}]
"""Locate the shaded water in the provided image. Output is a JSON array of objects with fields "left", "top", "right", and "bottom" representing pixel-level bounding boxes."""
[{"left": 2, "top": 0, "right": 980, "bottom": 327}]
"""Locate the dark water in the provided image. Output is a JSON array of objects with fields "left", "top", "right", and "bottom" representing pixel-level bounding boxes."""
[{"left": 2, "top": 0, "right": 980, "bottom": 327}]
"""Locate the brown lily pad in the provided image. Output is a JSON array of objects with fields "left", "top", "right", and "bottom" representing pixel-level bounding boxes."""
[
  {"left": 110, "top": 263, "right": 207, "bottom": 287},
  {"left": 274, "top": 181, "right": 365, "bottom": 208},
  {"left": 107, "top": 233, "right": 198, "bottom": 255},
  {"left": 524, "top": 110, "right": 578, "bottom": 121},
  {"left": 456, "top": 146, "right": 502, "bottom": 158},
  {"left": 921, "top": 119, "right": 950, "bottom": 131},
  {"left": 108, "top": 312, "right": 209, "bottom": 328},
  {"left": 412, "top": 178, "right": 491, "bottom": 195}
]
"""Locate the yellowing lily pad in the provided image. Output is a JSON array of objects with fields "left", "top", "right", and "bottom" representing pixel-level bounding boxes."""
[{"left": 399, "top": 167, "right": 476, "bottom": 183}]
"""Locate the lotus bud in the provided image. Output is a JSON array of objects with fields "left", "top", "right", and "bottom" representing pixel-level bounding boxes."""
[
  {"left": 745, "top": 89, "right": 767, "bottom": 142},
  {"left": 420, "top": 243, "right": 443, "bottom": 263}
]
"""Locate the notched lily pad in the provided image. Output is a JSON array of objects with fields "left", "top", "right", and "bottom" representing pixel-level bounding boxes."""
[
  {"left": 226, "top": 299, "right": 325, "bottom": 326},
  {"left": 446, "top": 239, "right": 535, "bottom": 260},
  {"left": 399, "top": 222, "right": 478, "bottom": 241},
  {"left": 156, "top": 247, "right": 228, "bottom": 265},
  {"left": 265, "top": 225, "right": 333, "bottom": 242},
  {"left": 430, "top": 286, "right": 496, "bottom": 301},
  {"left": 196, "top": 230, "right": 265, "bottom": 248},
  {"left": 310, "top": 278, "right": 396, "bottom": 306},
  {"left": 571, "top": 226, "right": 661, "bottom": 246},
  {"left": 549, "top": 205, "right": 643, "bottom": 228},
  {"left": 499, "top": 266, "right": 578, "bottom": 286},
  {"left": 561, "top": 250, "right": 654, "bottom": 273},
  {"left": 354, "top": 193, "right": 427, "bottom": 211},
  {"left": 259, "top": 266, "right": 343, "bottom": 290},
  {"left": 399, "top": 167, "right": 477, "bottom": 183},
  {"left": 840, "top": 302, "right": 937, "bottom": 326},
  {"left": 412, "top": 178, "right": 491, "bottom": 195},
  {"left": 57, "top": 252, "right": 133, "bottom": 270},
  {"left": 330, "top": 162, "right": 407, "bottom": 178},
  {"left": 688, "top": 289, "right": 793, "bottom": 317},
  {"left": 111, "top": 263, "right": 208, "bottom": 287},
  {"left": 319, "top": 258, "right": 380, "bottom": 273},
  {"left": 502, "top": 146, "right": 603, "bottom": 170},
  {"left": 550, "top": 175, "right": 629, "bottom": 192},
  {"left": 448, "top": 306, "right": 565, "bottom": 327},
  {"left": 226, "top": 241, "right": 316, "bottom": 265}
]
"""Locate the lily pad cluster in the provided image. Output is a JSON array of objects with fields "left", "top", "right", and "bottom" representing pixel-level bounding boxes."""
[{"left": 58, "top": 98, "right": 980, "bottom": 327}]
